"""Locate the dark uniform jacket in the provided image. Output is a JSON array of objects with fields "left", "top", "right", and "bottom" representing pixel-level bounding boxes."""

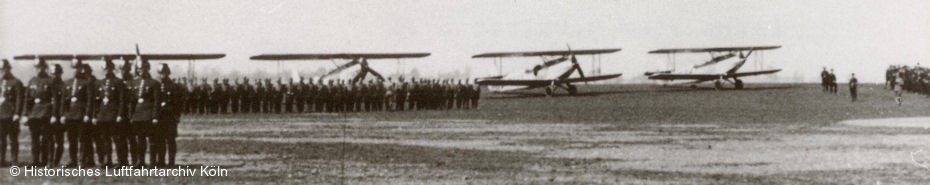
[
  {"left": 129, "top": 77, "right": 160, "bottom": 122},
  {"left": 62, "top": 76, "right": 95, "bottom": 121},
  {"left": 158, "top": 78, "right": 183, "bottom": 123},
  {"left": 24, "top": 74, "right": 61, "bottom": 120},
  {"left": 94, "top": 75, "right": 125, "bottom": 123},
  {"left": 0, "top": 76, "right": 24, "bottom": 119},
  {"left": 120, "top": 76, "right": 135, "bottom": 122}
]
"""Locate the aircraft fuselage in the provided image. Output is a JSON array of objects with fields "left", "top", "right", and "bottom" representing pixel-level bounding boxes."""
[{"left": 488, "top": 61, "right": 577, "bottom": 92}]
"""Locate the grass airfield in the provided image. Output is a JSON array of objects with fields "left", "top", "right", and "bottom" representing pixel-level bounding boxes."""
[{"left": 3, "top": 84, "right": 930, "bottom": 184}]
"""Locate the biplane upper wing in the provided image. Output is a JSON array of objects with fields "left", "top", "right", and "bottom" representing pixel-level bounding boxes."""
[
  {"left": 14, "top": 54, "right": 225, "bottom": 61},
  {"left": 472, "top": 48, "right": 621, "bottom": 58},
  {"left": 476, "top": 73, "right": 622, "bottom": 86},
  {"left": 250, "top": 53, "right": 431, "bottom": 60},
  {"left": 647, "top": 69, "right": 782, "bottom": 81},
  {"left": 648, "top": 46, "right": 781, "bottom": 54},
  {"left": 138, "top": 54, "right": 226, "bottom": 60},
  {"left": 14, "top": 54, "right": 135, "bottom": 61}
]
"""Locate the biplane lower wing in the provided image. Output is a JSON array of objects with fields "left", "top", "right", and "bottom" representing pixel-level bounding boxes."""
[
  {"left": 648, "top": 69, "right": 782, "bottom": 81},
  {"left": 733, "top": 69, "right": 781, "bottom": 77},
  {"left": 477, "top": 73, "right": 622, "bottom": 86},
  {"left": 476, "top": 75, "right": 504, "bottom": 80},
  {"left": 250, "top": 53, "right": 430, "bottom": 60}
]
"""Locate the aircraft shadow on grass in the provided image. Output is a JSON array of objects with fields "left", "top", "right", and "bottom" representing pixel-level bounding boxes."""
[
  {"left": 484, "top": 88, "right": 642, "bottom": 99},
  {"left": 652, "top": 84, "right": 798, "bottom": 93},
  {"left": 484, "top": 84, "right": 798, "bottom": 99}
]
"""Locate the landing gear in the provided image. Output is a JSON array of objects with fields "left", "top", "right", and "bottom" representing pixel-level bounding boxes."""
[
  {"left": 545, "top": 86, "right": 554, "bottom": 97},
  {"left": 714, "top": 80, "right": 723, "bottom": 90},
  {"left": 566, "top": 84, "right": 578, "bottom": 95},
  {"left": 734, "top": 79, "right": 744, "bottom": 89},
  {"left": 543, "top": 82, "right": 578, "bottom": 97}
]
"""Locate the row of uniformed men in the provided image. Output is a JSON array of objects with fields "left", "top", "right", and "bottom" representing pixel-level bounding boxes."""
[
  {"left": 0, "top": 58, "right": 183, "bottom": 168},
  {"left": 177, "top": 76, "right": 481, "bottom": 114}
]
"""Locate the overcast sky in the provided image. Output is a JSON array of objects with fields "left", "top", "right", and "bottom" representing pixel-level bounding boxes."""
[{"left": 1, "top": 0, "right": 927, "bottom": 83}]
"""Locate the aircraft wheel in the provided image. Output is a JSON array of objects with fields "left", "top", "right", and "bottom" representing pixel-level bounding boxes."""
[
  {"left": 545, "top": 87, "right": 554, "bottom": 97},
  {"left": 714, "top": 81, "right": 723, "bottom": 90},
  {"left": 734, "top": 79, "right": 744, "bottom": 89},
  {"left": 690, "top": 85, "right": 697, "bottom": 89},
  {"left": 567, "top": 85, "right": 578, "bottom": 95}
]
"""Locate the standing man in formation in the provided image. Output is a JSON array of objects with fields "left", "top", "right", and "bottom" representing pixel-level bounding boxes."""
[
  {"left": 68, "top": 62, "right": 99, "bottom": 167},
  {"left": 93, "top": 59, "right": 124, "bottom": 167},
  {"left": 155, "top": 64, "right": 183, "bottom": 167},
  {"left": 62, "top": 60, "right": 95, "bottom": 167},
  {"left": 22, "top": 60, "right": 57, "bottom": 166},
  {"left": 0, "top": 60, "right": 23, "bottom": 166},
  {"left": 117, "top": 60, "right": 134, "bottom": 166},
  {"left": 129, "top": 60, "right": 160, "bottom": 167}
]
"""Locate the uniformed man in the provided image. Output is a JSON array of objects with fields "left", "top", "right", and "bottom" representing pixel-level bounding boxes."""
[
  {"left": 306, "top": 79, "right": 318, "bottom": 113},
  {"left": 455, "top": 80, "right": 465, "bottom": 109},
  {"left": 230, "top": 78, "right": 241, "bottom": 114},
  {"left": 355, "top": 81, "right": 366, "bottom": 112},
  {"left": 179, "top": 77, "right": 190, "bottom": 114},
  {"left": 330, "top": 79, "right": 339, "bottom": 112},
  {"left": 296, "top": 77, "right": 307, "bottom": 113},
  {"left": 117, "top": 60, "right": 134, "bottom": 166},
  {"left": 407, "top": 79, "right": 418, "bottom": 110},
  {"left": 94, "top": 59, "right": 125, "bottom": 167},
  {"left": 0, "top": 59, "right": 24, "bottom": 166},
  {"left": 255, "top": 80, "right": 265, "bottom": 113},
  {"left": 155, "top": 64, "right": 182, "bottom": 167},
  {"left": 269, "top": 79, "right": 281, "bottom": 113},
  {"left": 396, "top": 78, "right": 408, "bottom": 111},
  {"left": 338, "top": 80, "right": 349, "bottom": 112},
  {"left": 129, "top": 60, "right": 160, "bottom": 166},
  {"left": 820, "top": 67, "right": 829, "bottom": 92},
  {"left": 240, "top": 77, "right": 253, "bottom": 113},
  {"left": 217, "top": 79, "right": 230, "bottom": 114},
  {"left": 198, "top": 78, "right": 212, "bottom": 115},
  {"left": 46, "top": 64, "right": 66, "bottom": 167},
  {"left": 373, "top": 80, "right": 385, "bottom": 111},
  {"left": 263, "top": 78, "right": 278, "bottom": 113},
  {"left": 445, "top": 80, "right": 455, "bottom": 110},
  {"left": 849, "top": 73, "right": 858, "bottom": 102},
  {"left": 21, "top": 59, "right": 56, "bottom": 166},
  {"left": 330, "top": 80, "right": 340, "bottom": 112},
  {"left": 385, "top": 79, "right": 396, "bottom": 111},
  {"left": 282, "top": 78, "right": 294, "bottom": 113},
  {"left": 470, "top": 79, "right": 480, "bottom": 109},
  {"left": 61, "top": 59, "right": 95, "bottom": 167},
  {"left": 188, "top": 79, "right": 200, "bottom": 114},
  {"left": 319, "top": 80, "right": 331, "bottom": 112},
  {"left": 208, "top": 79, "right": 218, "bottom": 114}
]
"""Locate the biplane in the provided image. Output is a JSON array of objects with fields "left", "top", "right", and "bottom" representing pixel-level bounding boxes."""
[
  {"left": 13, "top": 44, "right": 226, "bottom": 78},
  {"left": 644, "top": 45, "right": 782, "bottom": 89},
  {"left": 249, "top": 53, "right": 430, "bottom": 83},
  {"left": 472, "top": 47, "right": 623, "bottom": 96}
]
